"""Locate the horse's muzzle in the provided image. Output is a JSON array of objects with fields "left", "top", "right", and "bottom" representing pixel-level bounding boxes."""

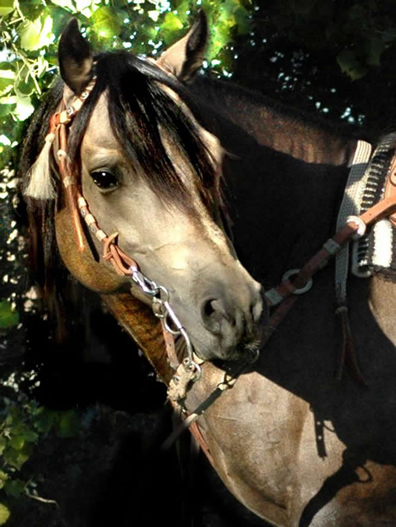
[{"left": 199, "top": 282, "right": 267, "bottom": 360}]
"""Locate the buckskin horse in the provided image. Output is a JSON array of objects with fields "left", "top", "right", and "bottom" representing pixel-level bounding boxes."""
[{"left": 20, "top": 12, "right": 396, "bottom": 527}]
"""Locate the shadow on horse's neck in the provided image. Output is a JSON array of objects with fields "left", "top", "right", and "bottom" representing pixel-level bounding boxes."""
[
  {"left": 190, "top": 75, "right": 358, "bottom": 165},
  {"left": 190, "top": 75, "right": 359, "bottom": 285}
]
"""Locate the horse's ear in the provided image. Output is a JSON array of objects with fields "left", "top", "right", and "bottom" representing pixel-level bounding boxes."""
[
  {"left": 58, "top": 18, "right": 94, "bottom": 95},
  {"left": 157, "top": 10, "right": 208, "bottom": 82}
]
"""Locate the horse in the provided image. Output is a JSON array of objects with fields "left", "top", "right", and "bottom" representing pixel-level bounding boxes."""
[{"left": 19, "top": 12, "right": 396, "bottom": 527}]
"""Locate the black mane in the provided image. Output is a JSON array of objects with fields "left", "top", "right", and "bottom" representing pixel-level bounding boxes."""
[{"left": 68, "top": 51, "right": 219, "bottom": 210}]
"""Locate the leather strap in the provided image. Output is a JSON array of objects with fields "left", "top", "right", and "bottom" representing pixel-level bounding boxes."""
[{"left": 384, "top": 155, "right": 396, "bottom": 227}]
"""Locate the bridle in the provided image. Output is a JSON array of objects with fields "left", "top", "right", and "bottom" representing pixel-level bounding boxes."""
[
  {"left": 49, "top": 77, "right": 209, "bottom": 404},
  {"left": 44, "top": 76, "right": 259, "bottom": 454}
]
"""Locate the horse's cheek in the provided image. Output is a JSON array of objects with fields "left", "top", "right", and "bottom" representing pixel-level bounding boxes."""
[{"left": 55, "top": 207, "right": 128, "bottom": 294}]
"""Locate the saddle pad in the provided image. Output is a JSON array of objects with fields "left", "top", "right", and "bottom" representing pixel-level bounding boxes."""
[{"left": 352, "top": 132, "right": 396, "bottom": 279}]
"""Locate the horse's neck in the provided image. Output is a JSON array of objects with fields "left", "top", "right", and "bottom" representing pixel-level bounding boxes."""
[
  {"left": 192, "top": 75, "right": 357, "bottom": 166},
  {"left": 191, "top": 76, "right": 359, "bottom": 283}
]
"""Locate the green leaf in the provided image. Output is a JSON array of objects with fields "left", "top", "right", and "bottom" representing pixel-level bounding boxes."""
[
  {"left": 3, "top": 447, "right": 30, "bottom": 470},
  {"left": 91, "top": 6, "right": 123, "bottom": 41},
  {"left": 111, "top": 0, "right": 129, "bottom": 7},
  {"left": 20, "top": 429, "right": 39, "bottom": 443},
  {"left": 0, "top": 103, "right": 16, "bottom": 117},
  {"left": 234, "top": 6, "right": 251, "bottom": 36},
  {"left": 0, "top": 301, "right": 19, "bottom": 329},
  {"left": 19, "top": 19, "right": 42, "bottom": 51},
  {"left": 14, "top": 95, "right": 35, "bottom": 121},
  {"left": 0, "top": 435, "right": 7, "bottom": 455},
  {"left": 0, "top": 64, "right": 15, "bottom": 95},
  {"left": 19, "top": 15, "right": 53, "bottom": 51},
  {"left": 0, "top": 0, "right": 14, "bottom": 17},
  {"left": 0, "top": 503, "right": 10, "bottom": 526},
  {"left": 0, "top": 471, "right": 8, "bottom": 490},
  {"left": 162, "top": 12, "right": 184, "bottom": 33},
  {"left": 4, "top": 479, "right": 25, "bottom": 498},
  {"left": 50, "top": 0, "right": 75, "bottom": 11},
  {"left": 56, "top": 410, "right": 80, "bottom": 438},
  {"left": 33, "top": 410, "right": 57, "bottom": 434},
  {"left": 337, "top": 49, "right": 368, "bottom": 81},
  {"left": 9, "top": 436, "right": 24, "bottom": 451}
]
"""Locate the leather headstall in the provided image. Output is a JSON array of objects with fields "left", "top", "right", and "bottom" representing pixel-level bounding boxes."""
[{"left": 49, "top": 79, "right": 206, "bottom": 407}]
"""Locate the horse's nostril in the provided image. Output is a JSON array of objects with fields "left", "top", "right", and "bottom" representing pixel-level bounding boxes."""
[
  {"left": 200, "top": 285, "right": 264, "bottom": 345},
  {"left": 203, "top": 298, "right": 216, "bottom": 318},
  {"left": 201, "top": 297, "right": 229, "bottom": 335}
]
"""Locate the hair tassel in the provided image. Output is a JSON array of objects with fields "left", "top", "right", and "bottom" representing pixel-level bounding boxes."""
[{"left": 24, "top": 133, "right": 57, "bottom": 200}]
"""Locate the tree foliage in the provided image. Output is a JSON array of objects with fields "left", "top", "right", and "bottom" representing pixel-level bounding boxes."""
[
  {"left": 0, "top": 0, "right": 254, "bottom": 169},
  {"left": 262, "top": 0, "right": 396, "bottom": 80}
]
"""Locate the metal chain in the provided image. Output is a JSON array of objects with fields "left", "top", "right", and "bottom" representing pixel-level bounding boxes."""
[{"left": 130, "top": 265, "right": 201, "bottom": 383}]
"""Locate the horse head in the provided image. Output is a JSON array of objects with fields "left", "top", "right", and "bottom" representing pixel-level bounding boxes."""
[{"left": 21, "top": 13, "right": 266, "bottom": 364}]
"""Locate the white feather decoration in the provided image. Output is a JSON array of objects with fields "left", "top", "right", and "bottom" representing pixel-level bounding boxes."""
[{"left": 24, "top": 132, "right": 57, "bottom": 200}]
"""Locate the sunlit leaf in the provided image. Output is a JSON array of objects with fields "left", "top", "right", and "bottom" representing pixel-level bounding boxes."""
[
  {"left": 162, "top": 12, "right": 184, "bottom": 33},
  {"left": 14, "top": 95, "right": 34, "bottom": 121},
  {"left": 35, "top": 56, "right": 50, "bottom": 79},
  {"left": 15, "top": 65, "right": 35, "bottom": 96},
  {"left": 148, "top": 10, "right": 160, "bottom": 22},
  {"left": 0, "top": 0, "right": 14, "bottom": 17},
  {"left": 19, "top": 18, "right": 42, "bottom": 51},
  {"left": 92, "top": 6, "right": 123, "bottom": 41},
  {"left": 0, "top": 64, "right": 15, "bottom": 95},
  {"left": 0, "top": 503, "right": 10, "bottom": 526},
  {"left": 50, "top": 0, "right": 75, "bottom": 11},
  {"left": 19, "top": 15, "right": 53, "bottom": 51},
  {"left": 76, "top": 0, "right": 101, "bottom": 13}
]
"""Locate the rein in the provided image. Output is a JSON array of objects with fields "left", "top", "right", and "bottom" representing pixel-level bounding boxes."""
[{"left": 263, "top": 143, "right": 396, "bottom": 384}]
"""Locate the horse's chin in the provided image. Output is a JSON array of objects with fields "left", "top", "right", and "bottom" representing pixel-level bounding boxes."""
[{"left": 194, "top": 341, "right": 261, "bottom": 364}]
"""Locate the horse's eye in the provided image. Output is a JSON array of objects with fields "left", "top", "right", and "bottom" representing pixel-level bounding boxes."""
[{"left": 91, "top": 171, "right": 119, "bottom": 190}]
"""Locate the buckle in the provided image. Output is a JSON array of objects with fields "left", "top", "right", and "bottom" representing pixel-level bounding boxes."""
[{"left": 282, "top": 269, "right": 313, "bottom": 295}]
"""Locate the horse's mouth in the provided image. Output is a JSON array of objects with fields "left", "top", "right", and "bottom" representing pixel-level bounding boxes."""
[
  {"left": 177, "top": 334, "right": 262, "bottom": 364},
  {"left": 220, "top": 339, "right": 262, "bottom": 362}
]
